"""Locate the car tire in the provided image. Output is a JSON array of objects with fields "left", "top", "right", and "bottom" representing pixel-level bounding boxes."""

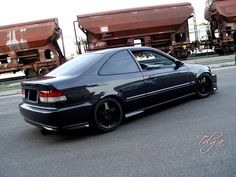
[
  {"left": 92, "top": 98, "right": 123, "bottom": 132},
  {"left": 196, "top": 74, "right": 212, "bottom": 98}
]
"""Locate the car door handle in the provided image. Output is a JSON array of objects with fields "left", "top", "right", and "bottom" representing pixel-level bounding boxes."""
[{"left": 149, "top": 75, "right": 157, "bottom": 80}]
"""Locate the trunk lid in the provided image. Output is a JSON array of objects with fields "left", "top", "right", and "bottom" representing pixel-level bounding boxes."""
[{"left": 21, "top": 76, "right": 71, "bottom": 107}]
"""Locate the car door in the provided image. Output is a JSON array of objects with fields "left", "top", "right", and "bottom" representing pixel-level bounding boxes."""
[
  {"left": 131, "top": 49, "right": 193, "bottom": 106},
  {"left": 99, "top": 49, "right": 147, "bottom": 113}
]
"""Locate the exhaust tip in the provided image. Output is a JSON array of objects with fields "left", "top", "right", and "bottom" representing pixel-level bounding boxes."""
[
  {"left": 41, "top": 126, "right": 58, "bottom": 135},
  {"left": 43, "top": 126, "right": 57, "bottom": 131}
]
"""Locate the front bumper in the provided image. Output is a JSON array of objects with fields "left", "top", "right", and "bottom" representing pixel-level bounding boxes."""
[
  {"left": 211, "top": 73, "right": 217, "bottom": 91},
  {"left": 19, "top": 102, "right": 93, "bottom": 130}
]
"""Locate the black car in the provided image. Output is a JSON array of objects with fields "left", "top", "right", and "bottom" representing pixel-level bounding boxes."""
[{"left": 19, "top": 47, "right": 217, "bottom": 133}]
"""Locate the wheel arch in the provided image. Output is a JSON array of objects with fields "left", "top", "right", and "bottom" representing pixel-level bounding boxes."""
[
  {"left": 196, "top": 72, "right": 213, "bottom": 84},
  {"left": 94, "top": 94, "right": 125, "bottom": 112}
]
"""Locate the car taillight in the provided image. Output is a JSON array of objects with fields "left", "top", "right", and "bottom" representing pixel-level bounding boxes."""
[
  {"left": 21, "top": 88, "right": 25, "bottom": 99},
  {"left": 39, "top": 90, "right": 67, "bottom": 103}
]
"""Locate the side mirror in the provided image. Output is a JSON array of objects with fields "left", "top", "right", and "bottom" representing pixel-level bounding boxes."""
[{"left": 175, "top": 60, "right": 183, "bottom": 69}]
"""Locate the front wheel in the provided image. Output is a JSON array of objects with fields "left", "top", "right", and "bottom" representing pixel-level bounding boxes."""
[
  {"left": 196, "top": 75, "right": 212, "bottom": 98},
  {"left": 92, "top": 98, "right": 123, "bottom": 132}
]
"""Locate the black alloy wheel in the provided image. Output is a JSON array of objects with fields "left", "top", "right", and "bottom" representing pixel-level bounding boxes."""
[
  {"left": 196, "top": 75, "right": 212, "bottom": 98},
  {"left": 93, "top": 98, "right": 123, "bottom": 132}
]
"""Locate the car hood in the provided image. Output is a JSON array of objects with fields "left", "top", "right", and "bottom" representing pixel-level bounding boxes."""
[
  {"left": 184, "top": 63, "right": 211, "bottom": 76},
  {"left": 185, "top": 63, "right": 209, "bottom": 69}
]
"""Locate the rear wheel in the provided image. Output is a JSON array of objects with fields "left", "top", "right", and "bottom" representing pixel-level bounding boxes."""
[
  {"left": 92, "top": 98, "right": 123, "bottom": 132},
  {"left": 196, "top": 75, "right": 212, "bottom": 98}
]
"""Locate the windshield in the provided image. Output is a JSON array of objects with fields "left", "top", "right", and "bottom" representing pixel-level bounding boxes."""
[{"left": 47, "top": 53, "right": 102, "bottom": 76}]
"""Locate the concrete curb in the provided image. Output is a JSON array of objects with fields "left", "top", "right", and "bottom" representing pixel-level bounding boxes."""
[
  {"left": 209, "top": 62, "right": 235, "bottom": 69},
  {"left": 0, "top": 89, "right": 21, "bottom": 97}
]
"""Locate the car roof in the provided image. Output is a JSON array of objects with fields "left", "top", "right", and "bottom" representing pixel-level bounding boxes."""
[
  {"left": 90, "top": 46, "right": 178, "bottom": 61},
  {"left": 91, "top": 46, "right": 155, "bottom": 55}
]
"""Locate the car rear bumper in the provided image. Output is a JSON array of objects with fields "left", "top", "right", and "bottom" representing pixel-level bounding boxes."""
[{"left": 19, "top": 102, "right": 93, "bottom": 130}]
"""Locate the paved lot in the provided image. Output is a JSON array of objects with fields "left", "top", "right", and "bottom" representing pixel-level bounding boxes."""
[{"left": 0, "top": 67, "right": 236, "bottom": 177}]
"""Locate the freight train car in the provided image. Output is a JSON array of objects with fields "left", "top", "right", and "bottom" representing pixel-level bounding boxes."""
[
  {"left": 74, "top": 3, "right": 195, "bottom": 59},
  {"left": 204, "top": 0, "right": 236, "bottom": 55},
  {"left": 0, "top": 18, "right": 66, "bottom": 77}
]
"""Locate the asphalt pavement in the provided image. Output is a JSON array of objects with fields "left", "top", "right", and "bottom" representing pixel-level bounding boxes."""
[{"left": 0, "top": 66, "right": 236, "bottom": 177}]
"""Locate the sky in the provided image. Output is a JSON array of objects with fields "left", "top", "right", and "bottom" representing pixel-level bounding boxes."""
[{"left": 0, "top": 0, "right": 207, "bottom": 56}]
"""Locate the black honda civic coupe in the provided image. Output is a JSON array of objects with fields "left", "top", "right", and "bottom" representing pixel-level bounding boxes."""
[{"left": 19, "top": 47, "right": 217, "bottom": 133}]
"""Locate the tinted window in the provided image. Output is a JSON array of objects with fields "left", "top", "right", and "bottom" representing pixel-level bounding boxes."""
[
  {"left": 99, "top": 50, "right": 139, "bottom": 75},
  {"left": 47, "top": 53, "right": 102, "bottom": 76},
  {"left": 132, "top": 50, "right": 175, "bottom": 70}
]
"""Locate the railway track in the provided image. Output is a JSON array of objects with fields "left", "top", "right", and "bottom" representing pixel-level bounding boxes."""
[{"left": 188, "top": 51, "right": 217, "bottom": 58}]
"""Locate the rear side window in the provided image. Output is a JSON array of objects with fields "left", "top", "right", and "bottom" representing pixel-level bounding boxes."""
[{"left": 99, "top": 50, "right": 139, "bottom": 75}]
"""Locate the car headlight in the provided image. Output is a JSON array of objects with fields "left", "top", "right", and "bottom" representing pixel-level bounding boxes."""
[{"left": 207, "top": 66, "right": 212, "bottom": 73}]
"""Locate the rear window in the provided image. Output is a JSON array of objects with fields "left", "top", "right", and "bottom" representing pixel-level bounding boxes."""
[{"left": 47, "top": 53, "right": 102, "bottom": 76}]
